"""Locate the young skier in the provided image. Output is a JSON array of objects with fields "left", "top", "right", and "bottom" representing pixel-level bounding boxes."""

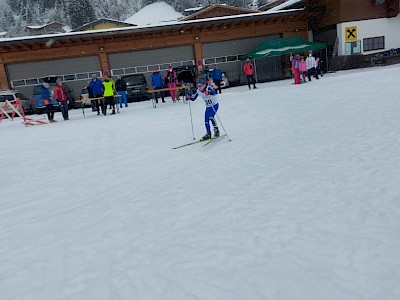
[{"left": 188, "top": 78, "right": 220, "bottom": 140}]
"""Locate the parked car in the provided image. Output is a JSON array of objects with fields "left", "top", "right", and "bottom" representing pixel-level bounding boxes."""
[
  {"left": 122, "top": 74, "right": 149, "bottom": 102},
  {"left": 79, "top": 87, "right": 93, "bottom": 107},
  {"left": 206, "top": 69, "right": 230, "bottom": 88},
  {"left": 0, "top": 90, "right": 35, "bottom": 115},
  {"left": 162, "top": 65, "right": 197, "bottom": 98}
]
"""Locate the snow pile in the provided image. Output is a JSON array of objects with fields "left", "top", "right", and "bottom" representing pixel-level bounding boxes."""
[
  {"left": 125, "top": 1, "right": 183, "bottom": 26},
  {"left": 1, "top": 65, "right": 400, "bottom": 299}
]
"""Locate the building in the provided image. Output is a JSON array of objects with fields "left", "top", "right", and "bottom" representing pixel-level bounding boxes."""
[
  {"left": 25, "top": 22, "right": 67, "bottom": 35},
  {"left": 308, "top": 0, "right": 400, "bottom": 69},
  {"left": 181, "top": 4, "right": 259, "bottom": 20},
  {"left": 72, "top": 19, "right": 136, "bottom": 32}
]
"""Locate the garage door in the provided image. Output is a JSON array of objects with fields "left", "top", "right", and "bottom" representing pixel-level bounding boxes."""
[
  {"left": 202, "top": 35, "right": 283, "bottom": 86},
  {"left": 108, "top": 45, "right": 195, "bottom": 83},
  {"left": 6, "top": 56, "right": 101, "bottom": 99}
]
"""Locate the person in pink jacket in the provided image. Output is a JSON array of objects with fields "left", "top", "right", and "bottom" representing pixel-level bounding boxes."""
[
  {"left": 299, "top": 56, "right": 307, "bottom": 83},
  {"left": 291, "top": 54, "right": 301, "bottom": 84},
  {"left": 165, "top": 66, "right": 178, "bottom": 102}
]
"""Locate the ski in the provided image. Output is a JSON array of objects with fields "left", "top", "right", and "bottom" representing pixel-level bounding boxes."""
[
  {"left": 201, "top": 134, "right": 226, "bottom": 146},
  {"left": 172, "top": 134, "right": 226, "bottom": 149},
  {"left": 172, "top": 139, "right": 205, "bottom": 149}
]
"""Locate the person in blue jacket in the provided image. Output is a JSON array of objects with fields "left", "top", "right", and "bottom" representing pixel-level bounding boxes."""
[
  {"left": 151, "top": 68, "right": 165, "bottom": 103},
  {"left": 189, "top": 78, "right": 220, "bottom": 140},
  {"left": 35, "top": 82, "right": 59, "bottom": 123},
  {"left": 211, "top": 64, "right": 223, "bottom": 94},
  {"left": 88, "top": 74, "right": 104, "bottom": 115}
]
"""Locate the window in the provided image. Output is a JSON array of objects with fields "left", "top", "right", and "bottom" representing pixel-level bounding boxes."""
[
  {"left": 25, "top": 78, "right": 38, "bottom": 85},
  {"left": 136, "top": 66, "right": 147, "bottom": 73},
  {"left": 111, "top": 69, "right": 125, "bottom": 76},
  {"left": 76, "top": 73, "right": 89, "bottom": 80},
  {"left": 11, "top": 80, "right": 25, "bottom": 87},
  {"left": 63, "top": 74, "right": 76, "bottom": 81},
  {"left": 345, "top": 40, "right": 361, "bottom": 55},
  {"left": 363, "top": 36, "right": 385, "bottom": 52}
]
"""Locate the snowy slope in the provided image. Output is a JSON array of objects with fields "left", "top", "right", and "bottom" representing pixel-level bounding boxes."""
[
  {"left": 125, "top": 2, "right": 183, "bottom": 26},
  {"left": 1, "top": 65, "right": 400, "bottom": 300}
]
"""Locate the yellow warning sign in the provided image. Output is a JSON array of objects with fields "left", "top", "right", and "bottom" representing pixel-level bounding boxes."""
[{"left": 345, "top": 26, "right": 357, "bottom": 42}]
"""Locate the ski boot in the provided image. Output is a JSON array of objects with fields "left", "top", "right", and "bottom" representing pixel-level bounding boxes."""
[
  {"left": 201, "top": 132, "right": 212, "bottom": 141},
  {"left": 214, "top": 126, "right": 220, "bottom": 137}
]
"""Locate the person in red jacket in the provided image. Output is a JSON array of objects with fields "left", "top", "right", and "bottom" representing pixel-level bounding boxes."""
[
  {"left": 53, "top": 78, "right": 69, "bottom": 120},
  {"left": 243, "top": 59, "right": 257, "bottom": 89}
]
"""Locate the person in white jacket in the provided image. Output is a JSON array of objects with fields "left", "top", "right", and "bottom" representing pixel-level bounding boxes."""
[{"left": 306, "top": 53, "right": 319, "bottom": 81}]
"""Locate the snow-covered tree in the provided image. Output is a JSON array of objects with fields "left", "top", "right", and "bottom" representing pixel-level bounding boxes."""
[{"left": 67, "top": 0, "right": 96, "bottom": 29}]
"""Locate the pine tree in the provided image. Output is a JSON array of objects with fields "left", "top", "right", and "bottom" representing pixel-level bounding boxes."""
[{"left": 67, "top": 0, "right": 96, "bottom": 29}]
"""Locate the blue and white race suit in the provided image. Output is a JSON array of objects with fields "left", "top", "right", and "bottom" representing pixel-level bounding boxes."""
[{"left": 191, "top": 85, "right": 219, "bottom": 132}]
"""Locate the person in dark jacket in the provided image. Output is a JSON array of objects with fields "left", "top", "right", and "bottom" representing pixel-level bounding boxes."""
[
  {"left": 88, "top": 74, "right": 104, "bottom": 115},
  {"left": 40, "top": 82, "right": 59, "bottom": 123},
  {"left": 115, "top": 76, "right": 128, "bottom": 108},
  {"left": 151, "top": 68, "right": 165, "bottom": 103},
  {"left": 211, "top": 64, "right": 223, "bottom": 94}
]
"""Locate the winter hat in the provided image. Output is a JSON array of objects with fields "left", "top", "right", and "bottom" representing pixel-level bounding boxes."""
[
  {"left": 56, "top": 78, "right": 62, "bottom": 84},
  {"left": 103, "top": 70, "right": 110, "bottom": 77},
  {"left": 42, "top": 82, "right": 49, "bottom": 89}
]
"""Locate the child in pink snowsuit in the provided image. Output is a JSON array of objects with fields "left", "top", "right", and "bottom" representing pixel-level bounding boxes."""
[
  {"left": 165, "top": 66, "right": 178, "bottom": 102},
  {"left": 299, "top": 56, "right": 307, "bottom": 83}
]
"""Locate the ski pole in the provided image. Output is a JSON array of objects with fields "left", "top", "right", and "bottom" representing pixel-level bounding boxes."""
[
  {"left": 211, "top": 104, "right": 231, "bottom": 141},
  {"left": 188, "top": 97, "right": 195, "bottom": 140}
]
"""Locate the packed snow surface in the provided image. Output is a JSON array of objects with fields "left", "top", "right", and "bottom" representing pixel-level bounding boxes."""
[{"left": 1, "top": 65, "right": 400, "bottom": 299}]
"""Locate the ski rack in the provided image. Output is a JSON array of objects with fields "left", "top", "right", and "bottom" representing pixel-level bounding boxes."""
[{"left": 0, "top": 99, "right": 47, "bottom": 126}]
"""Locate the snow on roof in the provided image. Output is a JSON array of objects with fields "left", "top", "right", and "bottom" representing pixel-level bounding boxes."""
[
  {"left": 0, "top": 8, "right": 304, "bottom": 44},
  {"left": 267, "top": 0, "right": 304, "bottom": 12},
  {"left": 184, "top": 6, "right": 204, "bottom": 12},
  {"left": 125, "top": 1, "right": 183, "bottom": 26}
]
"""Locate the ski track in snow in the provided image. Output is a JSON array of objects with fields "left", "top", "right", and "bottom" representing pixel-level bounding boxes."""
[{"left": 1, "top": 65, "right": 400, "bottom": 299}]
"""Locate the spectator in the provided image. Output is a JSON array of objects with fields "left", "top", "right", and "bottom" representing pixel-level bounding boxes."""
[
  {"left": 53, "top": 78, "right": 69, "bottom": 120},
  {"left": 291, "top": 54, "right": 301, "bottom": 84},
  {"left": 41, "top": 82, "right": 58, "bottom": 123},
  {"left": 88, "top": 74, "right": 104, "bottom": 115},
  {"left": 306, "top": 53, "right": 319, "bottom": 81},
  {"left": 103, "top": 71, "right": 116, "bottom": 109},
  {"left": 299, "top": 56, "right": 307, "bottom": 83},
  {"left": 316, "top": 57, "right": 324, "bottom": 77},
  {"left": 243, "top": 59, "right": 257, "bottom": 89},
  {"left": 211, "top": 64, "right": 223, "bottom": 94},
  {"left": 151, "top": 68, "right": 165, "bottom": 103},
  {"left": 165, "top": 66, "right": 178, "bottom": 102},
  {"left": 115, "top": 76, "right": 128, "bottom": 108},
  {"left": 102, "top": 72, "right": 116, "bottom": 115}
]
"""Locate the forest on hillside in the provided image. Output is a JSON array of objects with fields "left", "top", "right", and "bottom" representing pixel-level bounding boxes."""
[{"left": 0, "top": 0, "right": 273, "bottom": 37}]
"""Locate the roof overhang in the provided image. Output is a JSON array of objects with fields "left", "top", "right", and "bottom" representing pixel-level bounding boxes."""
[{"left": 0, "top": 8, "right": 321, "bottom": 50}]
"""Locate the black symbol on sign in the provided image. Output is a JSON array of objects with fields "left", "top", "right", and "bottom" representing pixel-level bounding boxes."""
[{"left": 347, "top": 28, "right": 356, "bottom": 39}]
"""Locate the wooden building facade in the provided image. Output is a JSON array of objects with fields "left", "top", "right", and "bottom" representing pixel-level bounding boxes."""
[{"left": 0, "top": 9, "right": 315, "bottom": 98}]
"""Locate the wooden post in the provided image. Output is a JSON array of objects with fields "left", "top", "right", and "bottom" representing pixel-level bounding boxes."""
[
  {"left": 0, "top": 55, "right": 10, "bottom": 90},
  {"left": 98, "top": 48, "right": 110, "bottom": 74}
]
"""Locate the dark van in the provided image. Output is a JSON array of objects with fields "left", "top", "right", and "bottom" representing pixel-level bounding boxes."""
[{"left": 121, "top": 74, "right": 149, "bottom": 102}]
